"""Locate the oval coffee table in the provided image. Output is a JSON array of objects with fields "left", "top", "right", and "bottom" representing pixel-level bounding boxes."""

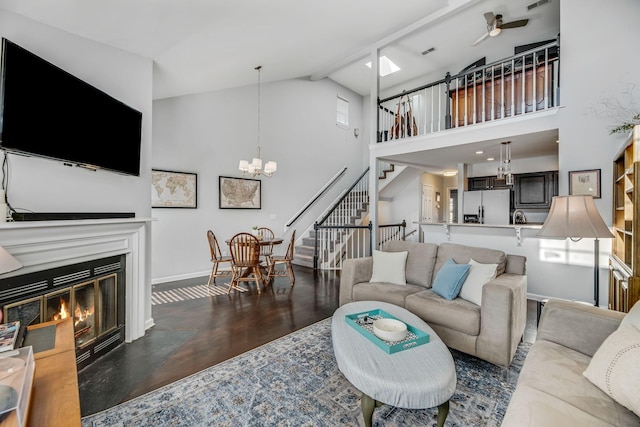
[{"left": 332, "top": 301, "right": 456, "bottom": 427}]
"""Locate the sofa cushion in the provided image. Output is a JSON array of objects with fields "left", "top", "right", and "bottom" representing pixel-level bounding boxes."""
[
  {"left": 352, "top": 282, "right": 425, "bottom": 307},
  {"left": 619, "top": 300, "right": 640, "bottom": 329},
  {"left": 458, "top": 258, "right": 498, "bottom": 306},
  {"left": 516, "top": 339, "right": 638, "bottom": 426},
  {"left": 382, "top": 241, "right": 438, "bottom": 288},
  {"left": 405, "top": 289, "right": 481, "bottom": 336},
  {"left": 369, "top": 250, "right": 408, "bottom": 285},
  {"left": 432, "top": 243, "right": 506, "bottom": 285},
  {"left": 583, "top": 325, "right": 640, "bottom": 417},
  {"left": 431, "top": 259, "right": 470, "bottom": 300}
]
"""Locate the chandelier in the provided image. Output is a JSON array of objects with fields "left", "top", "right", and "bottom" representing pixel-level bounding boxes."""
[
  {"left": 497, "top": 141, "right": 514, "bottom": 185},
  {"left": 239, "top": 66, "right": 277, "bottom": 178}
]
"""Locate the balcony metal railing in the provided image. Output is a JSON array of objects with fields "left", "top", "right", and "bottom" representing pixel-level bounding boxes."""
[{"left": 378, "top": 40, "right": 560, "bottom": 141}]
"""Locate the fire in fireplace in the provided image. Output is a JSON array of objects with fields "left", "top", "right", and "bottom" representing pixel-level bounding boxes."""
[{"left": 0, "top": 255, "right": 125, "bottom": 369}]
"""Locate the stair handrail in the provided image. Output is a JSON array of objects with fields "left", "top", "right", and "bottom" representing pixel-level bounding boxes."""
[
  {"left": 316, "top": 167, "right": 369, "bottom": 226},
  {"left": 284, "top": 166, "right": 348, "bottom": 231}
]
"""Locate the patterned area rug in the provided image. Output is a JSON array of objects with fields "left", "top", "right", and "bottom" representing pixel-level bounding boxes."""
[{"left": 82, "top": 318, "right": 529, "bottom": 427}]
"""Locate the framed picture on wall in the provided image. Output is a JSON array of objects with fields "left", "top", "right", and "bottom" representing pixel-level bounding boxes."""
[
  {"left": 569, "top": 169, "right": 601, "bottom": 199},
  {"left": 151, "top": 169, "right": 198, "bottom": 208},
  {"left": 219, "top": 176, "right": 261, "bottom": 209}
]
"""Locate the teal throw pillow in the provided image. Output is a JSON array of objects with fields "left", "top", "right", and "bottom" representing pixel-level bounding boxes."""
[{"left": 432, "top": 259, "right": 471, "bottom": 300}]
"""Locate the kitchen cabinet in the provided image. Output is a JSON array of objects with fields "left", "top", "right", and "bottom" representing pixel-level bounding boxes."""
[
  {"left": 609, "top": 126, "right": 640, "bottom": 313},
  {"left": 513, "top": 171, "right": 558, "bottom": 209},
  {"left": 468, "top": 176, "right": 508, "bottom": 190}
]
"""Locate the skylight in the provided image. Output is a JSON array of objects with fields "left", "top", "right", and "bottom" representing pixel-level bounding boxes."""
[{"left": 365, "top": 56, "right": 401, "bottom": 77}]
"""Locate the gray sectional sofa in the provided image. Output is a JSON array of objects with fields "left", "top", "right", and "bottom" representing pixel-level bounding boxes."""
[
  {"left": 502, "top": 299, "right": 640, "bottom": 426},
  {"left": 339, "top": 240, "right": 527, "bottom": 367}
]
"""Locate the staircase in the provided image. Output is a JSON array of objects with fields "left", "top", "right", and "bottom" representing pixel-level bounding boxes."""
[
  {"left": 293, "top": 193, "right": 369, "bottom": 268},
  {"left": 292, "top": 161, "right": 396, "bottom": 270}
]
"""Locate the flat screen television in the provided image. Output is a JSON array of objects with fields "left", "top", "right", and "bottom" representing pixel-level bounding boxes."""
[{"left": 0, "top": 38, "right": 142, "bottom": 176}]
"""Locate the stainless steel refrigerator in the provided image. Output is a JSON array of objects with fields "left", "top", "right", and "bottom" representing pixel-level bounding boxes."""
[{"left": 462, "top": 189, "right": 510, "bottom": 225}]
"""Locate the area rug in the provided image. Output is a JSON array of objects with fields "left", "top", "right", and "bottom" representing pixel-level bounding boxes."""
[{"left": 82, "top": 318, "right": 530, "bottom": 427}]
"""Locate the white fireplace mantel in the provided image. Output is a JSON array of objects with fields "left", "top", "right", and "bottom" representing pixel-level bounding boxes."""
[{"left": 0, "top": 218, "right": 155, "bottom": 342}]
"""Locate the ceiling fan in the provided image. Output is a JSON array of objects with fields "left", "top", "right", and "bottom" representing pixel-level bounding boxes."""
[{"left": 472, "top": 12, "right": 529, "bottom": 46}]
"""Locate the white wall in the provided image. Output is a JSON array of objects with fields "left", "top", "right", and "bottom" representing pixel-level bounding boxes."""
[
  {"left": 151, "top": 78, "right": 366, "bottom": 281},
  {"left": 0, "top": 11, "right": 153, "bottom": 217},
  {"left": 0, "top": 10, "right": 155, "bottom": 329},
  {"left": 558, "top": 0, "right": 640, "bottom": 223}
]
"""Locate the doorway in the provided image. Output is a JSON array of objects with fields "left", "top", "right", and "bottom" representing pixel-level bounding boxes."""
[{"left": 421, "top": 184, "right": 434, "bottom": 223}]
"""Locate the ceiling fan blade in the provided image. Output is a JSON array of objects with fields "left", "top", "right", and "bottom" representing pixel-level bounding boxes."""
[
  {"left": 483, "top": 11, "right": 496, "bottom": 25},
  {"left": 472, "top": 32, "right": 490, "bottom": 46},
  {"left": 501, "top": 19, "right": 529, "bottom": 29}
]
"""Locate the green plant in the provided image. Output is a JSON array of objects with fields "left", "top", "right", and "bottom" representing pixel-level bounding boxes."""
[{"left": 252, "top": 225, "right": 258, "bottom": 230}]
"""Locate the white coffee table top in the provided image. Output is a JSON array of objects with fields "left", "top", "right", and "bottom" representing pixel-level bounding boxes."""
[{"left": 332, "top": 301, "right": 456, "bottom": 409}]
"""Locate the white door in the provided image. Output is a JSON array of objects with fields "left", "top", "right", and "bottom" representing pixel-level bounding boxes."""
[{"left": 421, "top": 184, "right": 434, "bottom": 223}]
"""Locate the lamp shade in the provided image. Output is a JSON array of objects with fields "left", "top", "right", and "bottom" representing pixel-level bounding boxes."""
[
  {"left": 537, "top": 195, "right": 613, "bottom": 239},
  {"left": 0, "top": 245, "right": 22, "bottom": 275}
]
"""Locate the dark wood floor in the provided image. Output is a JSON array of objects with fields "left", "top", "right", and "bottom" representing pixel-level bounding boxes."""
[
  {"left": 77, "top": 265, "right": 539, "bottom": 417},
  {"left": 78, "top": 265, "right": 341, "bottom": 417}
]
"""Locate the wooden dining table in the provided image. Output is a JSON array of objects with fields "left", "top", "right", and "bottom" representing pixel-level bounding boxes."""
[{"left": 225, "top": 236, "right": 283, "bottom": 287}]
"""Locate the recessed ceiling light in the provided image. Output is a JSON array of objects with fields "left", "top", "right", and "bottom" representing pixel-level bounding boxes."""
[
  {"left": 365, "top": 56, "right": 401, "bottom": 77},
  {"left": 475, "top": 150, "right": 484, "bottom": 154},
  {"left": 442, "top": 170, "right": 458, "bottom": 177},
  {"left": 487, "top": 157, "right": 495, "bottom": 161}
]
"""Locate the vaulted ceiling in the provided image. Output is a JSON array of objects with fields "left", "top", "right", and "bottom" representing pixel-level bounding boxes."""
[{"left": 0, "top": 0, "right": 560, "bottom": 100}]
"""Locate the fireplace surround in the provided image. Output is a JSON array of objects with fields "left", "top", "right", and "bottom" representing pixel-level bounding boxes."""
[
  {"left": 1, "top": 255, "right": 125, "bottom": 369},
  {"left": 0, "top": 217, "right": 154, "bottom": 367}
]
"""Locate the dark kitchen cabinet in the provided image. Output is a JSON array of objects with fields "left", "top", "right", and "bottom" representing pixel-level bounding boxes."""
[
  {"left": 514, "top": 171, "right": 558, "bottom": 208},
  {"left": 468, "top": 176, "right": 509, "bottom": 190}
]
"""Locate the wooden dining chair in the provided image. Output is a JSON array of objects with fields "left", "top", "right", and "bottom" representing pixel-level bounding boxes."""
[
  {"left": 228, "top": 232, "right": 264, "bottom": 294},
  {"left": 267, "top": 230, "right": 296, "bottom": 287},
  {"left": 257, "top": 226, "right": 275, "bottom": 264},
  {"left": 206, "top": 230, "right": 232, "bottom": 286}
]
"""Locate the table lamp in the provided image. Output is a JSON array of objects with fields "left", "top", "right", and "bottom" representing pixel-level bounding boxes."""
[{"left": 537, "top": 195, "right": 613, "bottom": 306}]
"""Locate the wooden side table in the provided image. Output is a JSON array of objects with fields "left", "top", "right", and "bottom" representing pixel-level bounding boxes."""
[{"left": 26, "top": 318, "right": 81, "bottom": 427}]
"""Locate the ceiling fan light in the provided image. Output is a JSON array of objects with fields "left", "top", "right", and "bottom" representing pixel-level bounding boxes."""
[{"left": 489, "top": 25, "right": 501, "bottom": 37}]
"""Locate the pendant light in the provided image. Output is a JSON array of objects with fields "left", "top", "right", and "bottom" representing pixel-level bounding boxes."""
[{"left": 239, "top": 66, "right": 277, "bottom": 177}]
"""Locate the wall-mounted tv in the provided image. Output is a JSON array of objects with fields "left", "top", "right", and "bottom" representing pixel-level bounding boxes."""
[{"left": 0, "top": 38, "right": 142, "bottom": 176}]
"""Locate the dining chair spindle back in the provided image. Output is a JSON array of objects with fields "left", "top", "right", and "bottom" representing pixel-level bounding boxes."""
[
  {"left": 206, "top": 230, "right": 232, "bottom": 286},
  {"left": 228, "top": 232, "right": 264, "bottom": 294},
  {"left": 267, "top": 230, "right": 296, "bottom": 287},
  {"left": 257, "top": 227, "right": 275, "bottom": 264}
]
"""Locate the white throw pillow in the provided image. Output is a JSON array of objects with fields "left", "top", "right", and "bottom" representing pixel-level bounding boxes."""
[
  {"left": 620, "top": 300, "right": 640, "bottom": 330},
  {"left": 369, "top": 250, "right": 408, "bottom": 285},
  {"left": 583, "top": 325, "right": 640, "bottom": 417},
  {"left": 458, "top": 258, "right": 498, "bottom": 306}
]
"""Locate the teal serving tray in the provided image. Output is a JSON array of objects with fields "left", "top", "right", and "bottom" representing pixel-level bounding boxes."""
[{"left": 345, "top": 308, "right": 429, "bottom": 354}]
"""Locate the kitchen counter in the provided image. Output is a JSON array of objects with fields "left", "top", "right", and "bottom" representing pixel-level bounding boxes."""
[
  {"left": 417, "top": 222, "right": 543, "bottom": 229},
  {"left": 416, "top": 222, "right": 543, "bottom": 246}
]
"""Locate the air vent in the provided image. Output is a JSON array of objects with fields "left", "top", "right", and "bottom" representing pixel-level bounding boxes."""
[
  {"left": 527, "top": 0, "right": 550, "bottom": 11},
  {"left": 421, "top": 47, "right": 436, "bottom": 56}
]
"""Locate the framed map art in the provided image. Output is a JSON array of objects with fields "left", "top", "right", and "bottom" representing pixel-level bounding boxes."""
[
  {"left": 152, "top": 169, "right": 198, "bottom": 208},
  {"left": 219, "top": 176, "right": 261, "bottom": 209}
]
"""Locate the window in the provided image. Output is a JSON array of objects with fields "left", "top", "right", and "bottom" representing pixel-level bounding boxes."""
[{"left": 337, "top": 96, "right": 349, "bottom": 127}]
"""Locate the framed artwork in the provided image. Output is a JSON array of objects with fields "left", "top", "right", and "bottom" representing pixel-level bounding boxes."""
[
  {"left": 569, "top": 169, "right": 601, "bottom": 199},
  {"left": 151, "top": 169, "right": 198, "bottom": 208},
  {"left": 219, "top": 176, "right": 261, "bottom": 209}
]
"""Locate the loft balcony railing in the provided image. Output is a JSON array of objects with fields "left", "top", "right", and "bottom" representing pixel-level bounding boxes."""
[{"left": 377, "top": 40, "right": 559, "bottom": 141}]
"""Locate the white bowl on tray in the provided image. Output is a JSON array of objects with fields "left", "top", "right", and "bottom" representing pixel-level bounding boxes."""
[{"left": 372, "top": 318, "right": 407, "bottom": 342}]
